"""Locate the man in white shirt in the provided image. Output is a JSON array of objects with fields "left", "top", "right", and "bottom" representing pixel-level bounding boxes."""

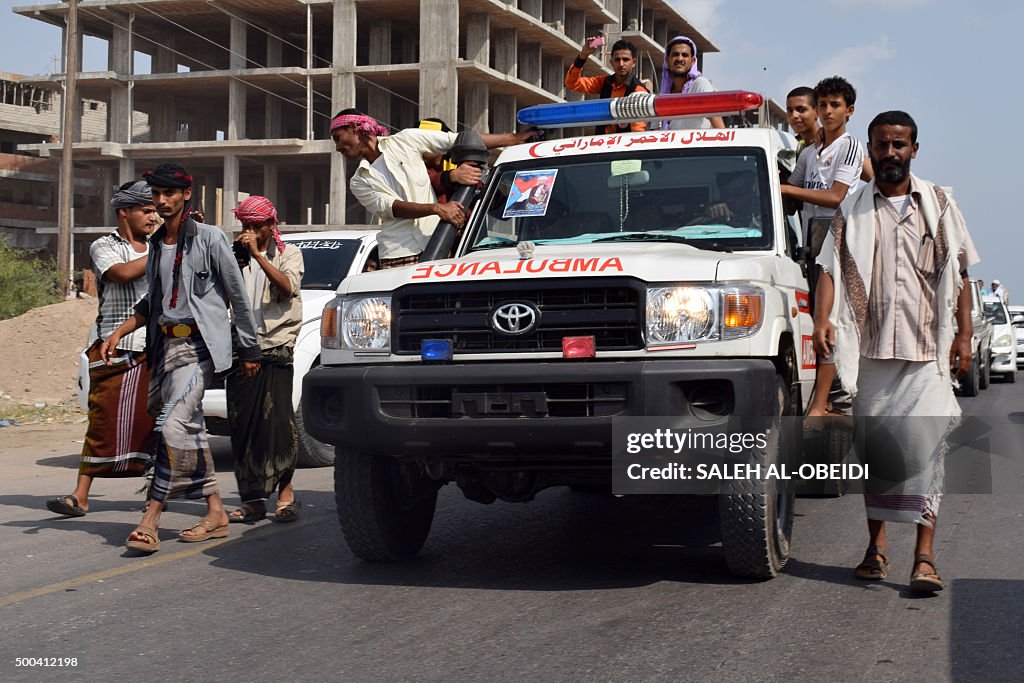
[
  {"left": 782, "top": 76, "right": 870, "bottom": 419},
  {"left": 330, "top": 109, "right": 537, "bottom": 268},
  {"left": 660, "top": 36, "right": 725, "bottom": 130}
]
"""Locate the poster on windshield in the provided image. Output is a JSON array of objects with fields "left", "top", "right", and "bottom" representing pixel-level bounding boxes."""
[{"left": 503, "top": 170, "right": 558, "bottom": 218}]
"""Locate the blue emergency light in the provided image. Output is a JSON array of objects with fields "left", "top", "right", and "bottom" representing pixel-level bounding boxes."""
[
  {"left": 518, "top": 90, "right": 764, "bottom": 128},
  {"left": 420, "top": 339, "right": 453, "bottom": 362}
]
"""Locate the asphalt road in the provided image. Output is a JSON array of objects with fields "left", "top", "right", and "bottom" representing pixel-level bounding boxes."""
[{"left": 1, "top": 377, "right": 1022, "bottom": 682}]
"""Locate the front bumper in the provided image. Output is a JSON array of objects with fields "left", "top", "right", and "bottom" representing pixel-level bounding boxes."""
[
  {"left": 991, "top": 349, "right": 1017, "bottom": 373},
  {"left": 302, "top": 359, "right": 779, "bottom": 458}
]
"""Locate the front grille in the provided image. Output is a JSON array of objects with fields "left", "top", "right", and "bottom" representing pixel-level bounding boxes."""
[
  {"left": 378, "top": 382, "right": 629, "bottom": 419},
  {"left": 394, "top": 278, "right": 643, "bottom": 353}
]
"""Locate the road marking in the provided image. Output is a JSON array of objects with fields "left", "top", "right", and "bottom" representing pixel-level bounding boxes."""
[{"left": 0, "top": 522, "right": 293, "bottom": 609}]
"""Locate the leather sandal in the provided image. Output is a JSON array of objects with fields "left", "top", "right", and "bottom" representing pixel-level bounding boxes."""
[
  {"left": 47, "top": 495, "right": 87, "bottom": 517},
  {"left": 274, "top": 499, "right": 301, "bottom": 523},
  {"left": 228, "top": 502, "right": 266, "bottom": 523},
  {"left": 909, "top": 553, "right": 944, "bottom": 593},
  {"left": 179, "top": 519, "right": 229, "bottom": 543},
  {"left": 854, "top": 544, "right": 889, "bottom": 580},
  {"left": 125, "top": 526, "right": 160, "bottom": 554}
]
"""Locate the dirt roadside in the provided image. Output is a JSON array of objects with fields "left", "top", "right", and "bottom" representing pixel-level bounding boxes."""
[{"left": 0, "top": 298, "right": 94, "bottom": 423}]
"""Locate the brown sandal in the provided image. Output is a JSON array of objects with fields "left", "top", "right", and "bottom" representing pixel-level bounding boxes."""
[
  {"left": 228, "top": 503, "right": 266, "bottom": 523},
  {"left": 909, "top": 553, "right": 944, "bottom": 593},
  {"left": 274, "top": 499, "right": 301, "bottom": 523},
  {"left": 125, "top": 526, "right": 161, "bottom": 554},
  {"left": 179, "top": 519, "right": 229, "bottom": 543},
  {"left": 854, "top": 544, "right": 889, "bottom": 580}
]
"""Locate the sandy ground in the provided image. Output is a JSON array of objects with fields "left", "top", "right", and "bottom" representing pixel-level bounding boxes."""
[{"left": 0, "top": 298, "right": 95, "bottom": 407}]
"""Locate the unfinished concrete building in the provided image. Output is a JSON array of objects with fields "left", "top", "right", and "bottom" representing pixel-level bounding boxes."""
[{"left": 12, "top": 0, "right": 719, "bottom": 234}]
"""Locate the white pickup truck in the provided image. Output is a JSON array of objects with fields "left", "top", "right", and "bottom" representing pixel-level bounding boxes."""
[{"left": 305, "top": 105, "right": 818, "bottom": 578}]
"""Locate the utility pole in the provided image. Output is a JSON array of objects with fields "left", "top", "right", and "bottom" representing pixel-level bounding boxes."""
[{"left": 57, "top": 0, "right": 79, "bottom": 297}]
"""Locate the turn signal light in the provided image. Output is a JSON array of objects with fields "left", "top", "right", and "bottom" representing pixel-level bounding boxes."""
[{"left": 723, "top": 294, "right": 762, "bottom": 328}]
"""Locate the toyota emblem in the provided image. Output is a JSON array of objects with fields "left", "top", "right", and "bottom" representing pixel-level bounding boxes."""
[{"left": 490, "top": 301, "right": 540, "bottom": 335}]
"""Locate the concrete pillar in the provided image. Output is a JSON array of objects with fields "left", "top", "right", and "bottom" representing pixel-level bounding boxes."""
[
  {"left": 464, "top": 83, "right": 489, "bottom": 133},
  {"left": 465, "top": 14, "right": 489, "bottom": 64},
  {"left": 491, "top": 94, "right": 516, "bottom": 135},
  {"left": 519, "top": 42, "right": 541, "bottom": 87},
  {"left": 228, "top": 17, "right": 247, "bottom": 140},
  {"left": 565, "top": 10, "right": 585, "bottom": 43},
  {"left": 542, "top": 54, "right": 564, "bottom": 99},
  {"left": 367, "top": 20, "right": 392, "bottom": 128},
  {"left": 519, "top": 0, "right": 542, "bottom": 19},
  {"left": 418, "top": 0, "right": 458, "bottom": 125},
  {"left": 108, "top": 21, "right": 132, "bottom": 143},
  {"left": 266, "top": 34, "right": 282, "bottom": 68},
  {"left": 102, "top": 167, "right": 116, "bottom": 226},
  {"left": 263, "top": 163, "right": 278, "bottom": 202},
  {"left": 622, "top": 0, "right": 639, "bottom": 32},
  {"left": 654, "top": 20, "right": 668, "bottom": 52},
  {"left": 118, "top": 158, "right": 135, "bottom": 185},
  {"left": 542, "top": 0, "right": 565, "bottom": 26},
  {"left": 221, "top": 154, "right": 239, "bottom": 230},
  {"left": 329, "top": 0, "right": 357, "bottom": 224},
  {"left": 301, "top": 170, "right": 315, "bottom": 225},
  {"left": 150, "top": 40, "right": 177, "bottom": 141},
  {"left": 265, "top": 95, "right": 283, "bottom": 138},
  {"left": 493, "top": 28, "right": 518, "bottom": 76}
]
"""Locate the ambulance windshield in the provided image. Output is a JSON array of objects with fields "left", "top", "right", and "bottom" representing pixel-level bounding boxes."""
[{"left": 467, "top": 148, "right": 773, "bottom": 253}]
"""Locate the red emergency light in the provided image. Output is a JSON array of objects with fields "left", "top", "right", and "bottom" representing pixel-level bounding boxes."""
[
  {"left": 562, "top": 336, "right": 596, "bottom": 359},
  {"left": 518, "top": 91, "right": 764, "bottom": 128}
]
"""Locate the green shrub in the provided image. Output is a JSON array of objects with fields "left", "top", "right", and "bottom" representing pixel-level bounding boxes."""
[{"left": 0, "top": 236, "right": 60, "bottom": 320}]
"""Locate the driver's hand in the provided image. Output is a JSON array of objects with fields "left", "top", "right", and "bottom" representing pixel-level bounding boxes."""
[{"left": 706, "top": 202, "right": 735, "bottom": 221}]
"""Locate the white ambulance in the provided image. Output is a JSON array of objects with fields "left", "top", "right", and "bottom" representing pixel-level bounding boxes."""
[{"left": 304, "top": 92, "right": 816, "bottom": 578}]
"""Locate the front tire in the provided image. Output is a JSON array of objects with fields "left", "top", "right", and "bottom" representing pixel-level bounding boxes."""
[
  {"left": 960, "top": 352, "right": 980, "bottom": 396},
  {"left": 296, "top": 396, "right": 335, "bottom": 467},
  {"left": 718, "top": 375, "right": 795, "bottom": 579},
  {"left": 334, "top": 448, "right": 439, "bottom": 561}
]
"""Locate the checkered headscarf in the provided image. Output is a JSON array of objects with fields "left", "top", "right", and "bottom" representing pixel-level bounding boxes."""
[{"left": 233, "top": 195, "right": 285, "bottom": 253}]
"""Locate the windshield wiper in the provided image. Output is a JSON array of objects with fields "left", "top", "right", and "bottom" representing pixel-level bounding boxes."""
[
  {"left": 470, "top": 240, "right": 520, "bottom": 252},
  {"left": 594, "top": 233, "right": 734, "bottom": 252}
]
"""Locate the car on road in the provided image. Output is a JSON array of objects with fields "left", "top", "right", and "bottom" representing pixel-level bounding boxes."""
[
  {"left": 79, "top": 228, "right": 379, "bottom": 468},
  {"left": 984, "top": 295, "right": 1018, "bottom": 382},
  {"left": 1010, "top": 305, "right": 1024, "bottom": 369},
  {"left": 203, "top": 229, "right": 379, "bottom": 467},
  {"left": 955, "top": 278, "right": 993, "bottom": 396},
  {"left": 305, "top": 95, "right": 817, "bottom": 579}
]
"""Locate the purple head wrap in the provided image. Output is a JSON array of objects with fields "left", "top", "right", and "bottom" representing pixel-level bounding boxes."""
[{"left": 660, "top": 36, "right": 701, "bottom": 95}]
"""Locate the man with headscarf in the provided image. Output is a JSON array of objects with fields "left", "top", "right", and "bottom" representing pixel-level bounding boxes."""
[
  {"left": 814, "top": 111, "right": 979, "bottom": 593},
  {"left": 100, "top": 162, "right": 261, "bottom": 553},
  {"left": 46, "top": 181, "right": 159, "bottom": 519},
  {"left": 661, "top": 36, "right": 725, "bottom": 130},
  {"left": 331, "top": 109, "right": 539, "bottom": 268},
  {"left": 225, "top": 196, "right": 305, "bottom": 524}
]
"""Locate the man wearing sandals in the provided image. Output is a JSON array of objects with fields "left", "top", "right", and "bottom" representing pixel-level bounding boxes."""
[
  {"left": 101, "top": 163, "right": 261, "bottom": 553},
  {"left": 814, "top": 112, "right": 978, "bottom": 593},
  {"left": 46, "top": 182, "right": 159, "bottom": 519},
  {"left": 225, "top": 196, "right": 304, "bottom": 524}
]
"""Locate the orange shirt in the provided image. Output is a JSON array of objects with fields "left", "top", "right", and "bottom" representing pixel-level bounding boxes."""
[{"left": 564, "top": 63, "right": 649, "bottom": 133}]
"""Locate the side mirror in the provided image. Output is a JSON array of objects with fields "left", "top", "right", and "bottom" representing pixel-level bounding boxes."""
[{"left": 1012, "top": 314, "right": 1024, "bottom": 325}]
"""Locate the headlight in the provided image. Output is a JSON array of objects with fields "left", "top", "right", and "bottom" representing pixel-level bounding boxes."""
[
  {"left": 994, "top": 333, "right": 1013, "bottom": 348},
  {"left": 321, "top": 295, "right": 392, "bottom": 350},
  {"left": 646, "top": 284, "right": 764, "bottom": 344}
]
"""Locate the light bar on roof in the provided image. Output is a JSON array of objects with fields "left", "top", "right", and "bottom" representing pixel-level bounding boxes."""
[{"left": 518, "top": 91, "right": 764, "bottom": 129}]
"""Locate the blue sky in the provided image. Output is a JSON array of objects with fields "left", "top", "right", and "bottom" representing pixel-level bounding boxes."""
[{"left": 1, "top": 0, "right": 1021, "bottom": 298}]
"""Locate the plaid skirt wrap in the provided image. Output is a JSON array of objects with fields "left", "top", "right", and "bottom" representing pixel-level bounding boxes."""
[
  {"left": 147, "top": 335, "right": 218, "bottom": 502},
  {"left": 79, "top": 339, "right": 155, "bottom": 477}
]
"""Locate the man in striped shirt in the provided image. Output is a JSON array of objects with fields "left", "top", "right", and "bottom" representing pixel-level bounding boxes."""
[{"left": 46, "top": 181, "right": 159, "bottom": 518}]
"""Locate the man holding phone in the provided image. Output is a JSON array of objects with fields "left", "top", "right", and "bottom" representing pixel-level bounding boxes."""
[{"left": 564, "top": 34, "right": 649, "bottom": 133}]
